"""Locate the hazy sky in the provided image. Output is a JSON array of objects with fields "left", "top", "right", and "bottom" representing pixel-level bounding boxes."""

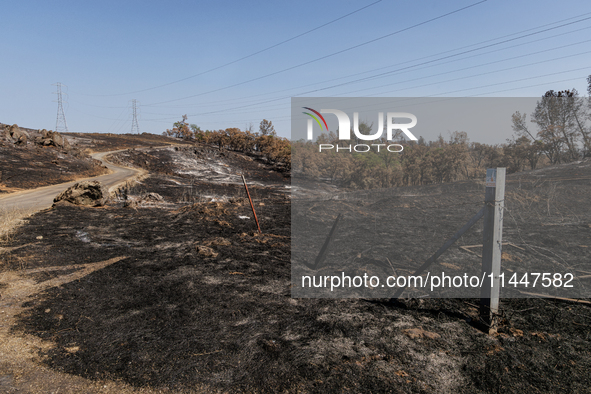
[{"left": 2, "top": 0, "right": 590, "bottom": 142}]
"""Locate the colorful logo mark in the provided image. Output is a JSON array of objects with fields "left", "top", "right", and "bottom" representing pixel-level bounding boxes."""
[{"left": 302, "top": 107, "right": 328, "bottom": 131}]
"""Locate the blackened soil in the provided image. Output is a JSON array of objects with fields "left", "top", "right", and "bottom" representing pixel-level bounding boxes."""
[
  {"left": 27, "top": 267, "right": 82, "bottom": 284},
  {"left": 292, "top": 161, "right": 591, "bottom": 299},
  {"left": 0, "top": 139, "right": 108, "bottom": 192},
  {"left": 5, "top": 157, "right": 591, "bottom": 393},
  {"left": 63, "top": 132, "right": 184, "bottom": 152}
]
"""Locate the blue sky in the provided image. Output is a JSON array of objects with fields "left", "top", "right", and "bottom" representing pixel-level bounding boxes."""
[{"left": 2, "top": 0, "right": 590, "bottom": 142}]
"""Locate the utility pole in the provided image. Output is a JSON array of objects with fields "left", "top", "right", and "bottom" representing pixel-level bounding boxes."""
[
  {"left": 53, "top": 82, "right": 69, "bottom": 132},
  {"left": 131, "top": 99, "right": 140, "bottom": 134}
]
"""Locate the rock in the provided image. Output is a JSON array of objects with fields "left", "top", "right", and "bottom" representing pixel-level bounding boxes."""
[
  {"left": 35, "top": 129, "right": 70, "bottom": 149},
  {"left": 143, "top": 192, "right": 163, "bottom": 202},
  {"left": 123, "top": 196, "right": 139, "bottom": 208},
  {"left": 52, "top": 199, "right": 77, "bottom": 207},
  {"left": 228, "top": 197, "right": 248, "bottom": 206},
  {"left": 402, "top": 327, "right": 440, "bottom": 340},
  {"left": 51, "top": 132, "right": 65, "bottom": 147},
  {"left": 53, "top": 181, "right": 109, "bottom": 207},
  {"left": 197, "top": 245, "right": 218, "bottom": 258},
  {"left": 124, "top": 192, "right": 164, "bottom": 208},
  {"left": 5, "top": 124, "right": 29, "bottom": 145}
]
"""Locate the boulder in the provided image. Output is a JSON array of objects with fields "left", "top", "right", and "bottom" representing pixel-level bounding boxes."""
[
  {"left": 5, "top": 124, "right": 29, "bottom": 145},
  {"left": 196, "top": 245, "right": 218, "bottom": 258},
  {"left": 51, "top": 132, "right": 68, "bottom": 148},
  {"left": 143, "top": 192, "right": 163, "bottom": 202},
  {"left": 123, "top": 192, "right": 164, "bottom": 207},
  {"left": 35, "top": 129, "right": 70, "bottom": 149},
  {"left": 53, "top": 181, "right": 109, "bottom": 207}
]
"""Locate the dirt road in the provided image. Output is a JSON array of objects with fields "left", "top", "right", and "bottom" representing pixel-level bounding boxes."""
[{"left": 0, "top": 150, "right": 142, "bottom": 212}]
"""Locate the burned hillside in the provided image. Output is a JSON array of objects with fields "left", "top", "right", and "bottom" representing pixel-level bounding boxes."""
[{"left": 0, "top": 124, "right": 109, "bottom": 192}]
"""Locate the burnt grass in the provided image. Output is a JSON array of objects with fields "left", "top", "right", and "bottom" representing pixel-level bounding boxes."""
[
  {"left": 64, "top": 132, "right": 186, "bottom": 152},
  {"left": 107, "top": 143, "right": 289, "bottom": 184},
  {"left": 0, "top": 131, "right": 108, "bottom": 192},
  {"left": 5, "top": 148, "right": 591, "bottom": 393}
]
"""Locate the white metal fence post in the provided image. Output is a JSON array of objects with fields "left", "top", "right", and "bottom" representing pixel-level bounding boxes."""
[{"left": 480, "top": 168, "right": 505, "bottom": 331}]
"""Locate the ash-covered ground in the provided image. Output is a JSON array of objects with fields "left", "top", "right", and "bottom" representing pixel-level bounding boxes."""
[
  {"left": 63, "top": 132, "right": 184, "bottom": 152},
  {"left": 3, "top": 144, "right": 591, "bottom": 393},
  {"left": 292, "top": 162, "right": 591, "bottom": 299},
  {"left": 0, "top": 126, "right": 108, "bottom": 193}
]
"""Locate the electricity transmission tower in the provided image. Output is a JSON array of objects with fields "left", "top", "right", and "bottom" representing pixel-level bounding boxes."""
[
  {"left": 53, "top": 82, "right": 69, "bottom": 132},
  {"left": 131, "top": 99, "right": 140, "bottom": 134}
]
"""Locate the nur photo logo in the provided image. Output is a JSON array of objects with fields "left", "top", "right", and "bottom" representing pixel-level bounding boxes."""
[{"left": 302, "top": 107, "right": 418, "bottom": 153}]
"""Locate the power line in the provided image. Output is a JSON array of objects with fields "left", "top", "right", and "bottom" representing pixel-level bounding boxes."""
[
  {"left": 138, "top": 68, "right": 589, "bottom": 130},
  {"left": 71, "top": 7, "right": 589, "bottom": 119},
  {"left": 75, "top": 0, "right": 384, "bottom": 97},
  {"left": 335, "top": 27, "right": 591, "bottom": 89},
  {"left": 136, "top": 15, "right": 591, "bottom": 111},
  {"left": 340, "top": 46, "right": 591, "bottom": 97},
  {"left": 105, "top": 105, "right": 131, "bottom": 133},
  {"left": 65, "top": 8, "right": 591, "bottom": 134},
  {"left": 53, "top": 82, "right": 69, "bottom": 132},
  {"left": 147, "top": 46, "right": 590, "bottom": 121},
  {"left": 174, "top": 18, "right": 591, "bottom": 118},
  {"left": 138, "top": 23, "right": 591, "bottom": 114},
  {"left": 293, "top": 15, "right": 591, "bottom": 97},
  {"left": 142, "top": 71, "right": 589, "bottom": 127},
  {"left": 142, "top": 12, "right": 591, "bottom": 118},
  {"left": 146, "top": 1, "right": 488, "bottom": 106},
  {"left": 449, "top": 72, "right": 589, "bottom": 97}
]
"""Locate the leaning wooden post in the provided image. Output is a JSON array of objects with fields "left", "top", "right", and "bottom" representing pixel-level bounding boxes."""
[
  {"left": 480, "top": 168, "right": 505, "bottom": 332},
  {"left": 241, "top": 174, "right": 262, "bottom": 234}
]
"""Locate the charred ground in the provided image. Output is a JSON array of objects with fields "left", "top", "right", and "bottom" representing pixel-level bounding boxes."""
[
  {"left": 0, "top": 125, "right": 109, "bottom": 193},
  {"left": 63, "top": 132, "right": 184, "bottom": 152},
  {"left": 2, "top": 138, "right": 591, "bottom": 393}
]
